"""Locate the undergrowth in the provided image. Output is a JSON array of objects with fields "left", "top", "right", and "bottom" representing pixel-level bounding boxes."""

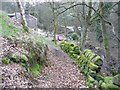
[
  {"left": 0, "top": 11, "right": 53, "bottom": 76},
  {"left": 0, "top": 11, "right": 20, "bottom": 38}
]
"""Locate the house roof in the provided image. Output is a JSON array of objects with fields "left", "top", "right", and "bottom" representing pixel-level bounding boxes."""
[
  {"left": 8, "top": 12, "right": 37, "bottom": 20},
  {"left": 8, "top": 13, "right": 15, "bottom": 17}
]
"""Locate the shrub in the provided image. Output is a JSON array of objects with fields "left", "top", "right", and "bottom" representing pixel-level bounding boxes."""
[
  {"left": 2, "top": 56, "right": 11, "bottom": 65},
  {"left": 71, "top": 33, "right": 79, "bottom": 40}
]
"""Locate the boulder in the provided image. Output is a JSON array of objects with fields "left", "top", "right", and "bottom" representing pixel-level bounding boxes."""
[
  {"left": 89, "top": 70, "right": 97, "bottom": 78},
  {"left": 20, "top": 54, "right": 28, "bottom": 63},
  {"left": 88, "top": 53, "right": 96, "bottom": 61},
  {"left": 88, "top": 61, "right": 99, "bottom": 71},
  {"left": 73, "top": 45, "right": 80, "bottom": 55},
  {"left": 95, "top": 74, "right": 104, "bottom": 82},
  {"left": 84, "top": 50, "right": 92, "bottom": 58},
  {"left": 112, "top": 74, "right": 120, "bottom": 86},
  {"left": 87, "top": 75, "right": 95, "bottom": 83},
  {"left": 100, "top": 83, "right": 120, "bottom": 90},
  {"left": 104, "top": 76, "right": 113, "bottom": 84},
  {"left": 91, "top": 56, "right": 103, "bottom": 66},
  {"left": 83, "top": 49, "right": 92, "bottom": 55}
]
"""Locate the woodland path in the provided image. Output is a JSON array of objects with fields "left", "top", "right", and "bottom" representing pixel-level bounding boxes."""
[
  {"left": 34, "top": 46, "right": 86, "bottom": 88},
  {"left": 0, "top": 36, "right": 86, "bottom": 88}
]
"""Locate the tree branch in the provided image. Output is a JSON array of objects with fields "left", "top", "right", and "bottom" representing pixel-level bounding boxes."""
[
  {"left": 56, "top": 2, "right": 117, "bottom": 26},
  {"left": 111, "top": 24, "right": 120, "bottom": 42}
]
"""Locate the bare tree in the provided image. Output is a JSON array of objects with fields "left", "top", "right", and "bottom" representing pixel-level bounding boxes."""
[
  {"left": 100, "top": 1, "right": 111, "bottom": 68},
  {"left": 50, "top": 1, "right": 58, "bottom": 44},
  {"left": 117, "top": 1, "right": 120, "bottom": 73},
  {"left": 16, "top": 0, "right": 29, "bottom": 32}
]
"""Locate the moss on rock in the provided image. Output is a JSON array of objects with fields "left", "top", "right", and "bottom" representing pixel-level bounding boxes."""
[
  {"left": 88, "top": 53, "right": 96, "bottom": 61},
  {"left": 112, "top": 74, "right": 120, "bottom": 86},
  {"left": 83, "top": 49, "right": 92, "bottom": 55},
  {"left": 87, "top": 75, "right": 95, "bottom": 83},
  {"left": 88, "top": 61, "right": 99, "bottom": 71},
  {"left": 20, "top": 54, "right": 28, "bottom": 64},
  {"left": 30, "top": 63, "right": 41, "bottom": 76},
  {"left": 92, "top": 56, "right": 103, "bottom": 66},
  {"left": 2, "top": 57, "right": 11, "bottom": 64},
  {"left": 100, "top": 83, "right": 120, "bottom": 90},
  {"left": 104, "top": 76, "right": 113, "bottom": 84}
]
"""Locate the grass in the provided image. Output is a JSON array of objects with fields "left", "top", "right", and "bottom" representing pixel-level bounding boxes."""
[
  {"left": 29, "top": 30, "right": 56, "bottom": 46},
  {"left": 0, "top": 11, "right": 20, "bottom": 38},
  {"left": 0, "top": 11, "right": 55, "bottom": 47},
  {"left": 0, "top": 11, "right": 55, "bottom": 76}
]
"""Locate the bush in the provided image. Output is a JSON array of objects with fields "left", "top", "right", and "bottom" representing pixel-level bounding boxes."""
[
  {"left": 71, "top": 33, "right": 79, "bottom": 40},
  {"left": 20, "top": 54, "right": 28, "bottom": 66},
  {"left": 2, "top": 57, "right": 11, "bottom": 65}
]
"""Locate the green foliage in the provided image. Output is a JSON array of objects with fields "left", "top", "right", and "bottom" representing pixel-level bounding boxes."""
[
  {"left": 91, "top": 56, "right": 103, "bottom": 66},
  {"left": 98, "top": 74, "right": 120, "bottom": 90},
  {"left": 83, "top": 49, "right": 92, "bottom": 54},
  {"left": 0, "top": 11, "right": 20, "bottom": 38},
  {"left": 73, "top": 45, "right": 80, "bottom": 55},
  {"left": 0, "top": 11, "right": 51, "bottom": 75},
  {"left": 2, "top": 36, "right": 47, "bottom": 76},
  {"left": 23, "top": 26, "right": 29, "bottom": 32},
  {"left": 2, "top": 52, "right": 29, "bottom": 65},
  {"left": 2, "top": 57, "right": 11, "bottom": 65},
  {"left": 87, "top": 75, "right": 95, "bottom": 83},
  {"left": 29, "top": 63, "right": 42, "bottom": 76},
  {"left": 60, "top": 42, "right": 120, "bottom": 89},
  {"left": 71, "top": 33, "right": 79, "bottom": 40},
  {"left": 0, "top": 11, "right": 53, "bottom": 77},
  {"left": 100, "top": 83, "right": 120, "bottom": 90},
  {"left": 98, "top": 75, "right": 120, "bottom": 89},
  {"left": 88, "top": 61, "right": 99, "bottom": 71},
  {"left": 11, "top": 53, "right": 20, "bottom": 63},
  {"left": 15, "top": 34, "right": 49, "bottom": 76},
  {"left": 112, "top": 74, "right": 120, "bottom": 86},
  {"left": 104, "top": 76, "right": 113, "bottom": 84},
  {"left": 5, "top": 52, "right": 20, "bottom": 63},
  {"left": 20, "top": 54, "right": 28, "bottom": 65},
  {"left": 94, "top": 74, "right": 104, "bottom": 82}
]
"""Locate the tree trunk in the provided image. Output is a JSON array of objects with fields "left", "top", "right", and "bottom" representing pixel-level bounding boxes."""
[
  {"left": 117, "top": 1, "right": 120, "bottom": 73},
  {"left": 53, "top": 10, "right": 57, "bottom": 44},
  {"left": 16, "top": 0, "right": 29, "bottom": 32},
  {"left": 80, "top": 0, "right": 92, "bottom": 51},
  {"left": 100, "top": 1, "right": 111, "bottom": 68},
  {"left": 50, "top": 1, "right": 57, "bottom": 44},
  {"left": 63, "top": 15, "right": 67, "bottom": 38},
  {"left": 80, "top": 0, "right": 85, "bottom": 51}
]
